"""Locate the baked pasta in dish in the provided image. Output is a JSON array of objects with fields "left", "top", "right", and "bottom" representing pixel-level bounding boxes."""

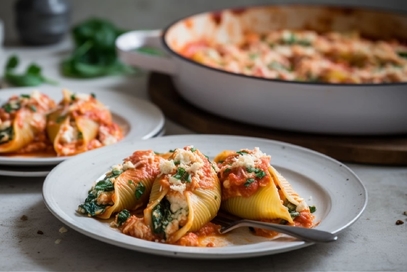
[
  {"left": 46, "top": 89, "right": 123, "bottom": 156},
  {"left": 180, "top": 30, "right": 407, "bottom": 83},
  {"left": 0, "top": 91, "right": 56, "bottom": 154},
  {"left": 214, "top": 148, "right": 314, "bottom": 236}
]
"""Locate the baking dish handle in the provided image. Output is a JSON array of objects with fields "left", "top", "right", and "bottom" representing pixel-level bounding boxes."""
[{"left": 116, "top": 30, "right": 177, "bottom": 76}]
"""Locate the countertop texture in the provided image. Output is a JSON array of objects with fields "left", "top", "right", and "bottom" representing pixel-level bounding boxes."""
[{"left": 0, "top": 1, "right": 407, "bottom": 271}]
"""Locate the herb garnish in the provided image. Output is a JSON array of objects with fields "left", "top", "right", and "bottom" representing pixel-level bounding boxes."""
[
  {"left": 244, "top": 178, "right": 255, "bottom": 187},
  {"left": 173, "top": 167, "right": 191, "bottom": 183},
  {"left": 246, "top": 167, "right": 266, "bottom": 179}
]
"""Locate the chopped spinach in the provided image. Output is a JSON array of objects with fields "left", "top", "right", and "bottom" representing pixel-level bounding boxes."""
[
  {"left": 309, "top": 205, "right": 316, "bottom": 213},
  {"left": 0, "top": 126, "right": 13, "bottom": 143},
  {"left": 246, "top": 167, "right": 266, "bottom": 179},
  {"left": 78, "top": 190, "right": 107, "bottom": 216},
  {"left": 290, "top": 211, "right": 300, "bottom": 218},
  {"left": 151, "top": 197, "right": 172, "bottom": 235},
  {"left": 2, "top": 102, "right": 20, "bottom": 113},
  {"left": 135, "top": 182, "right": 145, "bottom": 200},
  {"left": 173, "top": 167, "right": 191, "bottom": 183},
  {"left": 244, "top": 178, "right": 255, "bottom": 187},
  {"left": 116, "top": 209, "right": 131, "bottom": 226}
]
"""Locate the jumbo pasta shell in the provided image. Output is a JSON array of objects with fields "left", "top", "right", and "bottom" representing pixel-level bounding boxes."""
[
  {"left": 221, "top": 179, "right": 293, "bottom": 223},
  {"left": 269, "top": 165, "right": 303, "bottom": 206},
  {"left": 0, "top": 109, "right": 36, "bottom": 153},
  {"left": 97, "top": 168, "right": 155, "bottom": 219}
]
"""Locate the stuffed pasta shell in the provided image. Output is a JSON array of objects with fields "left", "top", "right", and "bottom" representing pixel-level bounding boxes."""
[
  {"left": 0, "top": 91, "right": 56, "bottom": 153},
  {"left": 116, "top": 146, "right": 221, "bottom": 246},
  {"left": 214, "top": 148, "right": 314, "bottom": 230},
  {"left": 47, "top": 89, "right": 123, "bottom": 156},
  {"left": 78, "top": 150, "right": 167, "bottom": 219}
]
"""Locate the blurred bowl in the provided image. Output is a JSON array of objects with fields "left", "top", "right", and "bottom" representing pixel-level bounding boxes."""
[{"left": 116, "top": 4, "right": 407, "bottom": 135}]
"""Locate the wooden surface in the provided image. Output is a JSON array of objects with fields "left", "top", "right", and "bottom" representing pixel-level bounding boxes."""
[{"left": 148, "top": 72, "right": 407, "bottom": 165}]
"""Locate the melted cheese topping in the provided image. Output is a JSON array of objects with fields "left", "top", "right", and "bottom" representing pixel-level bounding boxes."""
[
  {"left": 159, "top": 147, "right": 206, "bottom": 193},
  {"left": 228, "top": 147, "right": 269, "bottom": 169}
]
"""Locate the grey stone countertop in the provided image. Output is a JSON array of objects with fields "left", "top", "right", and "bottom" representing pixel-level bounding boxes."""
[{"left": 0, "top": 40, "right": 406, "bottom": 272}]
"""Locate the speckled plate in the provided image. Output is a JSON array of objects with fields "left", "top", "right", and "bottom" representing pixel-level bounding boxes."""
[
  {"left": 42, "top": 135, "right": 367, "bottom": 259},
  {"left": 0, "top": 86, "right": 165, "bottom": 166}
]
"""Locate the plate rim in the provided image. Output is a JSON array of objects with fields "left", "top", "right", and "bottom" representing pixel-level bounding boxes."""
[
  {"left": 0, "top": 86, "right": 165, "bottom": 166},
  {"left": 42, "top": 134, "right": 368, "bottom": 259}
]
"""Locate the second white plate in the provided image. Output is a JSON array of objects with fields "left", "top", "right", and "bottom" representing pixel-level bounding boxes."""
[
  {"left": 0, "top": 86, "right": 165, "bottom": 166},
  {"left": 43, "top": 134, "right": 367, "bottom": 259}
]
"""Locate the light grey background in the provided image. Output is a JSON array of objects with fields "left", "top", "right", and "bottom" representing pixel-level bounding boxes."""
[{"left": 0, "top": 0, "right": 406, "bottom": 44}]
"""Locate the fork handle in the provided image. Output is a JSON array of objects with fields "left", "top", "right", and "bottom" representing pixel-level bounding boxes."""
[{"left": 238, "top": 219, "right": 338, "bottom": 243}]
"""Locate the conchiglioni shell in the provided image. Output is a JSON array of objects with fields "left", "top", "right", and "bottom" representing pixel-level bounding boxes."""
[
  {"left": 269, "top": 166, "right": 303, "bottom": 206},
  {"left": 46, "top": 108, "right": 66, "bottom": 143},
  {"left": 167, "top": 176, "right": 221, "bottom": 244},
  {"left": 97, "top": 168, "right": 155, "bottom": 219},
  {"left": 144, "top": 175, "right": 169, "bottom": 225},
  {"left": 0, "top": 109, "right": 36, "bottom": 153},
  {"left": 75, "top": 116, "right": 99, "bottom": 143},
  {"left": 221, "top": 177, "right": 293, "bottom": 223},
  {"left": 213, "top": 150, "right": 235, "bottom": 163},
  {"left": 145, "top": 172, "right": 221, "bottom": 244}
]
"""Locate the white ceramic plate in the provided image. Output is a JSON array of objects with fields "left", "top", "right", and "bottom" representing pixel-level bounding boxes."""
[
  {"left": 0, "top": 86, "right": 165, "bottom": 166},
  {"left": 0, "top": 164, "right": 55, "bottom": 177},
  {"left": 0, "top": 127, "right": 166, "bottom": 177},
  {"left": 43, "top": 135, "right": 367, "bottom": 259}
]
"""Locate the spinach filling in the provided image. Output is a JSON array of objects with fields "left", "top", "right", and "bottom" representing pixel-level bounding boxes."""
[
  {"left": 2, "top": 101, "right": 21, "bottom": 113},
  {"left": 134, "top": 182, "right": 145, "bottom": 200},
  {"left": 78, "top": 169, "right": 122, "bottom": 216},
  {"left": 151, "top": 197, "right": 172, "bottom": 236},
  {"left": 0, "top": 126, "right": 13, "bottom": 143},
  {"left": 116, "top": 209, "right": 131, "bottom": 226}
]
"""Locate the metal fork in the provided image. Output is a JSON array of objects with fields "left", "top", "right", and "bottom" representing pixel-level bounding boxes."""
[{"left": 212, "top": 215, "right": 338, "bottom": 243}]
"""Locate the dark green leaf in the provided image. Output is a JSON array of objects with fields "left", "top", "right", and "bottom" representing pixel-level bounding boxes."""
[
  {"left": 116, "top": 209, "right": 131, "bottom": 226},
  {"left": 94, "top": 179, "right": 114, "bottom": 191},
  {"left": 398, "top": 51, "right": 407, "bottom": 58},
  {"left": 244, "top": 178, "right": 255, "bottom": 187},
  {"left": 6, "top": 55, "right": 19, "bottom": 70},
  {"left": 173, "top": 167, "right": 191, "bottom": 183},
  {"left": 152, "top": 197, "right": 172, "bottom": 235},
  {"left": 26, "top": 64, "right": 42, "bottom": 75},
  {"left": 309, "top": 206, "right": 316, "bottom": 213},
  {"left": 135, "top": 182, "right": 146, "bottom": 200}
]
